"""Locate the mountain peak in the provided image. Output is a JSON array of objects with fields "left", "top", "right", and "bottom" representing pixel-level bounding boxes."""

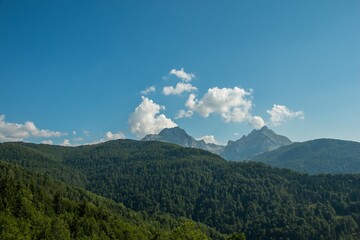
[
  {"left": 259, "top": 126, "right": 269, "bottom": 131},
  {"left": 221, "top": 127, "right": 292, "bottom": 161},
  {"left": 158, "top": 126, "right": 187, "bottom": 136},
  {"left": 142, "top": 127, "right": 224, "bottom": 155},
  {"left": 142, "top": 127, "right": 203, "bottom": 148}
]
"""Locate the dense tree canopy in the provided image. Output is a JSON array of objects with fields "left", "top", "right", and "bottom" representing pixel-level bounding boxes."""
[
  {"left": 0, "top": 161, "right": 222, "bottom": 239},
  {"left": 1, "top": 140, "right": 360, "bottom": 239}
]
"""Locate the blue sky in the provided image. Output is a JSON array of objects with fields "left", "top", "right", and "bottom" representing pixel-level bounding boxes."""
[{"left": 0, "top": 0, "right": 359, "bottom": 145}]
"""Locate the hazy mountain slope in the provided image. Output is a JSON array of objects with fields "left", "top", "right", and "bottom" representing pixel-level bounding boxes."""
[
  {"left": 251, "top": 138, "right": 360, "bottom": 174},
  {"left": 221, "top": 126, "right": 292, "bottom": 161}
]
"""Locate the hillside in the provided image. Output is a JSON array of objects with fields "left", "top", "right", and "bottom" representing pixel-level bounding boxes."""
[
  {"left": 0, "top": 161, "right": 224, "bottom": 240},
  {"left": 251, "top": 138, "right": 360, "bottom": 174},
  {"left": 1, "top": 140, "right": 360, "bottom": 239}
]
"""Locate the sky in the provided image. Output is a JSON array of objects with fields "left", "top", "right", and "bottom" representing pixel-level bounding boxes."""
[{"left": 0, "top": 0, "right": 359, "bottom": 146}]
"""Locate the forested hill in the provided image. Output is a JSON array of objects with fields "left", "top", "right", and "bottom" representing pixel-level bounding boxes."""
[
  {"left": 251, "top": 138, "right": 360, "bottom": 174},
  {"left": 1, "top": 140, "right": 360, "bottom": 239},
  {"left": 0, "top": 161, "right": 224, "bottom": 239}
]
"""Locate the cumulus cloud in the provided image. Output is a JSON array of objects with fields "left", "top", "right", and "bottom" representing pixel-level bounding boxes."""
[
  {"left": 23, "top": 121, "right": 64, "bottom": 138},
  {"left": 249, "top": 116, "right": 266, "bottom": 129},
  {"left": 170, "top": 68, "right": 195, "bottom": 82},
  {"left": 141, "top": 85, "right": 156, "bottom": 95},
  {"left": 62, "top": 139, "right": 71, "bottom": 146},
  {"left": 104, "top": 131, "right": 125, "bottom": 141},
  {"left": 175, "top": 109, "right": 193, "bottom": 119},
  {"left": 41, "top": 140, "right": 53, "bottom": 145},
  {"left": 267, "top": 104, "right": 304, "bottom": 126},
  {"left": 198, "top": 135, "right": 218, "bottom": 144},
  {"left": 81, "top": 131, "right": 125, "bottom": 145},
  {"left": 185, "top": 87, "right": 253, "bottom": 123},
  {"left": 163, "top": 82, "right": 197, "bottom": 95},
  {"left": 128, "top": 97, "right": 177, "bottom": 138},
  {"left": 0, "top": 114, "right": 65, "bottom": 142}
]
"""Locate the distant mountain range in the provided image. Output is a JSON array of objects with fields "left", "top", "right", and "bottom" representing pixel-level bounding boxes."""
[
  {"left": 142, "top": 126, "right": 292, "bottom": 161},
  {"left": 142, "top": 126, "right": 360, "bottom": 174}
]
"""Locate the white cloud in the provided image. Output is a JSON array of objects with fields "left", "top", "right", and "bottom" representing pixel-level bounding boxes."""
[
  {"left": 267, "top": 104, "right": 304, "bottom": 126},
  {"left": 185, "top": 87, "right": 253, "bottom": 123},
  {"left": 83, "top": 130, "right": 90, "bottom": 136},
  {"left": 81, "top": 131, "right": 125, "bottom": 145},
  {"left": 0, "top": 114, "right": 65, "bottom": 142},
  {"left": 23, "top": 121, "right": 64, "bottom": 138},
  {"left": 198, "top": 135, "right": 218, "bottom": 144},
  {"left": 170, "top": 68, "right": 195, "bottom": 82},
  {"left": 249, "top": 116, "right": 266, "bottom": 129},
  {"left": 163, "top": 82, "right": 197, "bottom": 95},
  {"left": 72, "top": 131, "right": 77, "bottom": 135},
  {"left": 104, "top": 131, "right": 125, "bottom": 141},
  {"left": 62, "top": 139, "right": 71, "bottom": 146},
  {"left": 41, "top": 140, "right": 53, "bottom": 145},
  {"left": 73, "top": 137, "right": 84, "bottom": 142},
  {"left": 141, "top": 85, "right": 156, "bottom": 95},
  {"left": 128, "top": 97, "right": 177, "bottom": 138},
  {"left": 175, "top": 109, "right": 193, "bottom": 119}
]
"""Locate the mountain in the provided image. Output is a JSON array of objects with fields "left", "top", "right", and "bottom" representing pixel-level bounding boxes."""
[
  {"left": 251, "top": 138, "right": 360, "bottom": 174},
  {"left": 142, "top": 127, "right": 224, "bottom": 155},
  {"left": 1, "top": 140, "right": 360, "bottom": 239},
  {"left": 142, "top": 126, "right": 292, "bottom": 160},
  {"left": 221, "top": 126, "right": 292, "bottom": 161}
]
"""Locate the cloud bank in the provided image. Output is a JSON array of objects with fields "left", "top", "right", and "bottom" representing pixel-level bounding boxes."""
[
  {"left": 163, "top": 82, "right": 197, "bottom": 95},
  {"left": 185, "top": 87, "right": 254, "bottom": 123},
  {"left": 129, "top": 97, "right": 177, "bottom": 138},
  {"left": 267, "top": 104, "right": 304, "bottom": 126},
  {"left": 0, "top": 114, "right": 65, "bottom": 142},
  {"left": 249, "top": 116, "right": 266, "bottom": 129},
  {"left": 104, "top": 131, "right": 125, "bottom": 141},
  {"left": 175, "top": 109, "right": 193, "bottom": 119},
  {"left": 141, "top": 85, "right": 156, "bottom": 95},
  {"left": 198, "top": 135, "right": 218, "bottom": 144},
  {"left": 170, "top": 68, "right": 195, "bottom": 82}
]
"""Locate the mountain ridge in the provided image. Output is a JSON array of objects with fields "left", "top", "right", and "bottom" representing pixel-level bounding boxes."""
[
  {"left": 142, "top": 126, "right": 224, "bottom": 155},
  {"left": 142, "top": 126, "right": 292, "bottom": 161},
  {"left": 221, "top": 126, "right": 292, "bottom": 161},
  {"left": 251, "top": 138, "right": 360, "bottom": 174}
]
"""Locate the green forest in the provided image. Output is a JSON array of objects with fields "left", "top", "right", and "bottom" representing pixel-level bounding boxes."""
[
  {"left": 0, "top": 161, "right": 226, "bottom": 239},
  {"left": 1, "top": 140, "right": 360, "bottom": 239}
]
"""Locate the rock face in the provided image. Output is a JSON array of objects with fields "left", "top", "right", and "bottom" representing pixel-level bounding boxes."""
[
  {"left": 142, "top": 127, "right": 224, "bottom": 155},
  {"left": 142, "top": 126, "right": 292, "bottom": 161},
  {"left": 220, "top": 126, "right": 292, "bottom": 161}
]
